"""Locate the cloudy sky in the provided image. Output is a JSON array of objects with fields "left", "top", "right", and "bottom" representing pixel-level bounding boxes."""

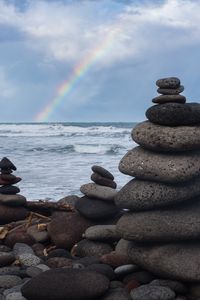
[{"left": 0, "top": 0, "right": 200, "bottom": 122}]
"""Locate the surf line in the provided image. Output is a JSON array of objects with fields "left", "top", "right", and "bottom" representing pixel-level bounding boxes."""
[{"left": 34, "top": 11, "right": 126, "bottom": 122}]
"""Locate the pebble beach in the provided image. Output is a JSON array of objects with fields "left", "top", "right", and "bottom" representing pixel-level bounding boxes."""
[{"left": 0, "top": 77, "right": 200, "bottom": 300}]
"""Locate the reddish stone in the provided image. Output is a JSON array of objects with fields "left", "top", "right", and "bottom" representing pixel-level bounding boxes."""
[
  {"left": 0, "top": 176, "right": 21, "bottom": 185},
  {"left": 5, "top": 229, "right": 35, "bottom": 248},
  {"left": 125, "top": 279, "right": 140, "bottom": 292},
  {"left": 100, "top": 251, "right": 132, "bottom": 268},
  {"left": 0, "top": 204, "right": 28, "bottom": 225}
]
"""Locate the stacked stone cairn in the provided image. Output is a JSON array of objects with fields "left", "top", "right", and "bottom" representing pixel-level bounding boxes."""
[{"left": 114, "top": 77, "right": 200, "bottom": 299}]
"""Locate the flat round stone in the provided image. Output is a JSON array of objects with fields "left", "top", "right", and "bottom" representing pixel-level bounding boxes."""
[
  {"left": 91, "top": 165, "right": 114, "bottom": 180},
  {"left": 157, "top": 85, "right": 184, "bottom": 95},
  {"left": 84, "top": 225, "right": 120, "bottom": 241},
  {"left": 73, "top": 239, "right": 113, "bottom": 257},
  {"left": 0, "top": 186, "right": 20, "bottom": 195},
  {"left": 91, "top": 173, "right": 117, "bottom": 189},
  {"left": 80, "top": 183, "right": 117, "bottom": 201},
  {"left": 116, "top": 200, "right": 200, "bottom": 242},
  {"left": 0, "top": 194, "right": 26, "bottom": 207},
  {"left": 152, "top": 95, "right": 186, "bottom": 104},
  {"left": 115, "top": 177, "right": 200, "bottom": 211},
  {"left": 119, "top": 146, "right": 200, "bottom": 183},
  {"left": 156, "top": 77, "right": 180, "bottom": 88},
  {"left": 146, "top": 103, "right": 200, "bottom": 126},
  {"left": 132, "top": 121, "right": 200, "bottom": 152}
]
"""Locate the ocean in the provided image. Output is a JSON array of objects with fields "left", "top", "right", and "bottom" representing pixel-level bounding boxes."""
[{"left": 0, "top": 122, "right": 137, "bottom": 200}]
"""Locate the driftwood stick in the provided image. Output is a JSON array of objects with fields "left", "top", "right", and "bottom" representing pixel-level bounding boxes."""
[{"left": 26, "top": 200, "right": 74, "bottom": 213}]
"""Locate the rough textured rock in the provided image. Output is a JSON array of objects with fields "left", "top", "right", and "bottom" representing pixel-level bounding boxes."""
[
  {"left": 73, "top": 239, "right": 113, "bottom": 257},
  {"left": 127, "top": 241, "right": 200, "bottom": 282},
  {"left": 152, "top": 95, "right": 186, "bottom": 104},
  {"left": 116, "top": 201, "right": 200, "bottom": 242},
  {"left": 58, "top": 195, "right": 79, "bottom": 207},
  {"left": 48, "top": 212, "right": 92, "bottom": 250},
  {"left": 146, "top": 103, "right": 200, "bottom": 126},
  {"left": 130, "top": 285, "right": 175, "bottom": 300},
  {"left": 91, "top": 166, "right": 114, "bottom": 180},
  {"left": 132, "top": 121, "right": 200, "bottom": 152},
  {"left": 0, "top": 275, "right": 22, "bottom": 288},
  {"left": 75, "top": 196, "right": 120, "bottom": 220},
  {"left": 91, "top": 173, "right": 117, "bottom": 189},
  {"left": 21, "top": 269, "right": 110, "bottom": 300},
  {"left": 0, "top": 194, "right": 26, "bottom": 207},
  {"left": 84, "top": 225, "right": 120, "bottom": 242},
  {"left": 115, "top": 178, "right": 200, "bottom": 211},
  {"left": 119, "top": 146, "right": 200, "bottom": 183},
  {"left": 157, "top": 85, "right": 184, "bottom": 95},
  {"left": 0, "top": 205, "right": 28, "bottom": 225},
  {"left": 149, "top": 279, "right": 187, "bottom": 294},
  {"left": 99, "top": 288, "right": 131, "bottom": 300},
  {"left": 80, "top": 183, "right": 117, "bottom": 201},
  {"left": 156, "top": 77, "right": 180, "bottom": 89}
]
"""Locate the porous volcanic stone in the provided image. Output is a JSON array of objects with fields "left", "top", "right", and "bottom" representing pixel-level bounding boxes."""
[
  {"left": 0, "top": 194, "right": 26, "bottom": 207},
  {"left": 116, "top": 200, "right": 200, "bottom": 242},
  {"left": 0, "top": 205, "right": 28, "bottom": 225},
  {"left": 75, "top": 196, "right": 120, "bottom": 220},
  {"left": 127, "top": 241, "right": 200, "bottom": 282},
  {"left": 91, "top": 165, "right": 114, "bottom": 180},
  {"left": 47, "top": 212, "right": 92, "bottom": 249},
  {"left": 157, "top": 85, "right": 184, "bottom": 95},
  {"left": 149, "top": 280, "right": 187, "bottom": 294},
  {"left": 0, "top": 186, "right": 20, "bottom": 195},
  {"left": 84, "top": 225, "right": 120, "bottom": 242},
  {"left": 73, "top": 239, "right": 113, "bottom": 257},
  {"left": 152, "top": 95, "right": 186, "bottom": 104},
  {"left": 0, "top": 275, "right": 22, "bottom": 288},
  {"left": 132, "top": 121, "right": 200, "bottom": 152},
  {"left": 156, "top": 77, "right": 180, "bottom": 89},
  {"left": 119, "top": 146, "right": 200, "bottom": 183},
  {"left": 21, "top": 269, "right": 110, "bottom": 300},
  {"left": 91, "top": 173, "right": 117, "bottom": 189},
  {"left": 146, "top": 103, "right": 200, "bottom": 126},
  {"left": 130, "top": 285, "right": 175, "bottom": 300},
  {"left": 80, "top": 183, "right": 117, "bottom": 201},
  {"left": 115, "top": 178, "right": 200, "bottom": 211}
]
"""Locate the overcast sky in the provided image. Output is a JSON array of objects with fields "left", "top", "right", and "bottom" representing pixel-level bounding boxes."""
[{"left": 0, "top": 0, "right": 200, "bottom": 122}]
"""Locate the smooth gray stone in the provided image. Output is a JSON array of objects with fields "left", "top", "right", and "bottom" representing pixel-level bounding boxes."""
[
  {"left": 116, "top": 200, "right": 200, "bottom": 241},
  {"left": 130, "top": 285, "right": 175, "bottom": 300},
  {"left": 157, "top": 85, "right": 184, "bottom": 95},
  {"left": 127, "top": 241, "right": 200, "bottom": 282},
  {"left": 149, "top": 279, "right": 187, "bottom": 294},
  {"left": 115, "top": 178, "right": 200, "bottom": 211},
  {"left": 152, "top": 95, "right": 186, "bottom": 104},
  {"left": 0, "top": 252, "right": 15, "bottom": 267},
  {"left": 132, "top": 121, "right": 200, "bottom": 152},
  {"left": 114, "top": 264, "right": 138, "bottom": 276},
  {"left": 156, "top": 77, "right": 180, "bottom": 89},
  {"left": 146, "top": 103, "right": 200, "bottom": 126},
  {"left": 91, "top": 165, "right": 114, "bottom": 180},
  {"left": 0, "top": 276, "right": 22, "bottom": 288},
  {"left": 99, "top": 288, "right": 131, "bottom": 300},
  {"left": 73, "top": 239, "right": 113, "bottom": 257},
  {"left": 119, "top": 146, "right": 200, "bottom": 183},
  {"left": 0, "top": 195, "right": 26, "bottom": 207},
  {"left": 80, "top": 183, "right": 117, "bottom": 201},
  {"left": 84, "top": 225, "right": 120, "bottom": 241}
]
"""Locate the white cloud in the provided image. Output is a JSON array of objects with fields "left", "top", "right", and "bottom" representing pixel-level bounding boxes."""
[{"left": 1, "top": 0, "right": 200, "bottom": 67}]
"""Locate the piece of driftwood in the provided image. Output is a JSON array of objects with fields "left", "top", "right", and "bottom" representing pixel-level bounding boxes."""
[{"left": 26, "top": 200, "right": 74, "bottom": 215}]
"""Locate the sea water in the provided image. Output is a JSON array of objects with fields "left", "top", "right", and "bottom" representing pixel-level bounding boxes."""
[{"left": 0, "top": 122, "right": 137, "bottom": 200}]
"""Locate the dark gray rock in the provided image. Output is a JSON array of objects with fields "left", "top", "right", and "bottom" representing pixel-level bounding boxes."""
[
  {"left": 73, "top": 239, "right": 113, "bottom": 257},
  {"left": 156, "top": 77, "right": 180, "bottom": 89},
  {"left": 115, "top": 178, "right": 200, "bottom": 211},
  {"left": 84, "top": 225, "right": 120, "bottom": 242},
  {"left": 80, "top": 183, "right": 117, "bottom": 201},
  {"left": 157, "top": 85, "right": 184, "bottom": 95},
  {"left": 0, "top": 158, "right": 16, "bottom": 171},
  {"left": 58, "top": 195, "right": 79, "bottom": 207},
  {"left": 119, "top": 146, "right": 200, "bottom": 183},
  {"left": 99, "top": 288, "right": 131, "bottom": 300},
  {"left": 0, "top": 252, "right": 15, "bottom": 267},
  {"left": 146, "top": 103, "right": 200, "bottom": 126},
  {"left": 127, "top": 241, "right": 200, "bottom": 282},
  {"left": 0, "top": 195, "right": 26, "bottom": 207},
  {"left": 152, "top": 95, "right": 186, "bottom": 104},
  {"left": 91, "top": 173, "right": 117, "bottom": 189},
  {"left": 116, "top": 201, "right": 200, "bottom": 242},
  {"left": 123, "top": 270, "right": 154, "bottom": 285},
  {"left": 132, "top": 121, "right": 200, "bottom": 152},
  {"left": 0, "top": 276, "right": 22, "bottom": 288},
  {"left": 75, "top": 196, "right": 120, "bottom": 220},
  {"left": 0, "top": 186, "right": 20, "bottom": 195},
  {"left": 130, "top": 285, "right": 175, "bottom": 300},
  {"left": 21, "top": 269, "right": 110, "bottom": 300},
  {"left": 91, "top": 165, "right": 114, "bottom": 180},
  {"left": 86, "top": 263, "right": 115, "bottom": 280},
  {"left": 0, "top": 206, "right": 28, "bottom": 225},
  {"left": 47, "top": 249, "right": 71, "bottom": 259},
  {"left": 150, "top": 279, "right": 187, "bottom": 294}
]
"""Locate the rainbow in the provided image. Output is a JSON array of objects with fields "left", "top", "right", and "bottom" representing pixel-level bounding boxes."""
[{"left": 34, "top": 12, "right": 125, "bottom": 122}]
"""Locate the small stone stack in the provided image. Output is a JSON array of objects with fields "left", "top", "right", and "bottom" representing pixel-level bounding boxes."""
[
  {"left": 0, "top": 157, "right": 28, "bottom": 225},
  {"left": 114, "top": 77, "right": 200, "bottom": 283},
  {"left": 73, "top": 166, "right": 121, "bottom": 257}
]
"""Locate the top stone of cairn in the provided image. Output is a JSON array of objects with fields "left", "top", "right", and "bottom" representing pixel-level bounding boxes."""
[
  {"left": 156, "top": 77, "right": 180, "bottom": 89},
  {"left": 0, "top": 157, "right": 17, "bottom": 171}
]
